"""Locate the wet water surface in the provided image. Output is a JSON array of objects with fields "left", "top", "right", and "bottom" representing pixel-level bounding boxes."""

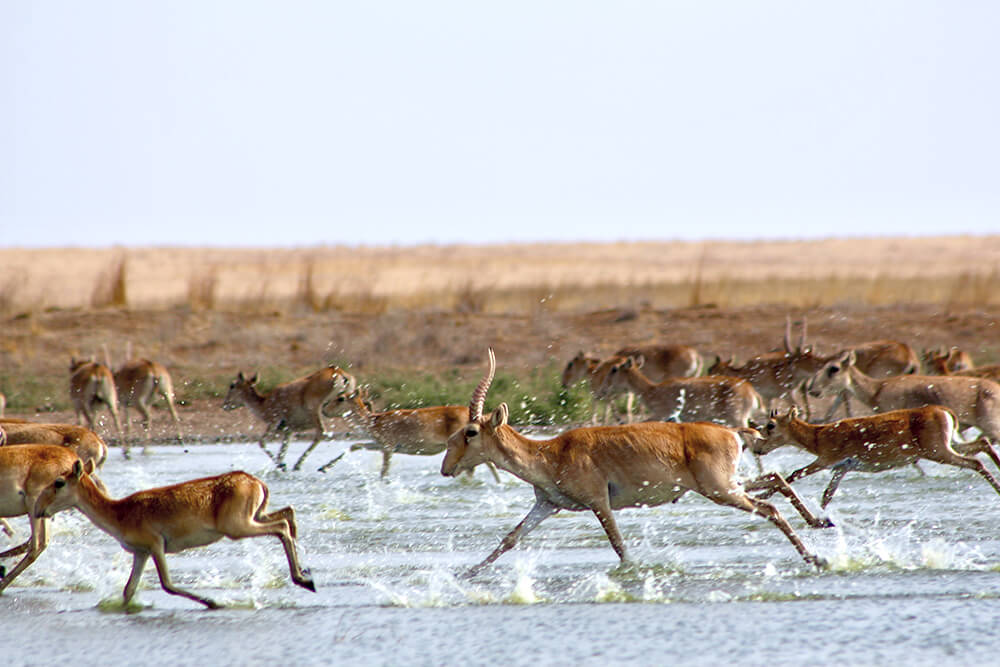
[{"left": 4, "top": 438, "right": 1000, "bottom": 665}]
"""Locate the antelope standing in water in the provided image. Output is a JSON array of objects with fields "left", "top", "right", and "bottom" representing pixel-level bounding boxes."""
[
  {"left": 442, "top": 349, "right": 830, "bottom": 575},
  {"left": 222, "top": 365, "right": 356, "bottom": 471},
  {"left": 69, "top": 358, "right": 126, "bottom": 453},
  {"left": 34, "top": 462, "right": 315, "bottom": 609},
  {"left": 752, "top": 406, "right": 1000, "bottom": 508}
]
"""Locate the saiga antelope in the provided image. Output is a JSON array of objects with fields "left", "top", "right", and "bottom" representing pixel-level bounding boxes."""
[
  {"left": 752, "top": 406, "right": 1000, "bottom": 508},
  {"left": 442, "top": 349, "right": 829, "bottom": 575},
  {"left": 69, "top": 358, "right": 126, "bottom": 452},
  {"left": 561, "top": 352, "right": 632, "bottom": 424},
  {"left": 222, "top": 365, "right": 356, "bottom": 471},
  {"left": 806, "top": 350, "right": 1000, "bottom": 444},
  {"left": 0, "top": 445, "right": 91, "bottom": 593},
  {"left": 596, "top": 356, "right": 764, "bottom": 429},
  {"left": 321, "top": 389, "right": 501, "bottom": 481},
  {"left": 34, "top": 462, "right": 315, "bottom": 609},
  {"left": 114, "top": 358, "right": 182, "bottom": 443}
]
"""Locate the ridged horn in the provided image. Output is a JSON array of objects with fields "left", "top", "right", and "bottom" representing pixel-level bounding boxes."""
[
  {"left": 783, "top": 315, "right": 793, "bottom": 354},
  {"left": 469, "top": 347, "right": 496, "bottom": 422}
]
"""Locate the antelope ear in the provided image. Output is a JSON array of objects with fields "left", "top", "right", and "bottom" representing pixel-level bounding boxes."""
[
  {"left": 249, "top": 373, "right": 259, "bottom": 384},
  {"left": 237, "top": 371, "right": 245, "bottom": 381},
  {"left": 72, "top": 460, "right": 84, "bottom": 480},
  {"left": 633, "top": 354, "right": 646, "bottom": 368},
  {"left": 788, "top": 406, "right": 799, "bottom": 419},
  {"left": 491, "top": 403, "right": 509, "bottom": 428},
  {"left": 84, "top": 459, "right": 96, "bottom": 476},
  {"left": 769, "top": 408, "right": 778, "bottom": 419}
]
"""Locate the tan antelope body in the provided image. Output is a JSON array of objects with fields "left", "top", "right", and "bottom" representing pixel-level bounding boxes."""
[
  {"left": 0, "top": 445, "right": 85, "bottom": 593},
  {"left": 807, "top": 351, "right": 1000, "bottom": 443},
  {"left": 114, "top": 358, "right": 182, "bottom": 442},
  {"left": 0, "top": 423, "right": 108, "bottom": 470},
  {"left": 612, "top": 344, "right": 703, "bottom": 382},
  {"left": 707, "top": 350, "right": 824, "bottom": 420},
  {"left": 597, "top": 357, "right": 764, "bottom": 428},
  {"left": 324, "top": 392, "right": 500, "bottom": 480},
  {"left": 442, "top": 349, "right": 829, "bottom": 575},
  {"left": 753, "top": 406, "right": 1000, "bottom": 507},
  {"left": 223, "top": 366, "right": 356, "bottom": 471},
  {"left": 34, "top": 466, "right": 315, "bottom": 609},
  {"left": 69, "top": 358, "right": 125, "bottom": 450}
]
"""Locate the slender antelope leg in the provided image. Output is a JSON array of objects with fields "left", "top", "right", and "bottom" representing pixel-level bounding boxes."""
[
  {"left": 379, "top": 449, "right": 393, "bottom": 479},
  {"left": 925, "top": 447, "right": 1000, "bottom": 497},
  {"left": 820, "top": 465, "right": 850, "bottom": 508},
  {"left": 257, "top": 505, "right": 297, "bottom": 540},
  {"left": 291, "top": 429, "right": 324, "bottom": 471},
  {"left": 711, "top": 489, "right": 825, "bottom": 568},
  {"left": 317, "top": 452, "right": 345, "bottom": 473},
  {"left": 150, "top": 545, "right": 220, "bottom": 609},
  {"left": 275, "top": 432, "right": 292, "bottom": 469},
  {"left": 0, "top": 538, "right": 31, "bottom": 558},
  {"left": 467, "top": 498, "right": 559, "bottom": 577},
  {"left": 753, "top": 459, "right": 828, "bottom": 499},
  {"left": 822, "top": 391, "right": 847, "bottom": 422},
  {"left": 954, "top": 436, "right": 1000, "bottom": 474},
  {"left": 0, "top": 519, "right": 14, "bottom": 538},
  {"left": 743, "top": 472, "right": 833, "bottom": 527},
  {"left": 219, "top": 510, "right": 315, "bottom": 591},
  {"left": 0, "top": 516, "right": 48, "bottom": 593},
  {"left": 122, "top": 551, "right": 150, "bottom": 604},
  {"left": 591, "top": 499, "right": 628, "bottom": 562},
  {"left": 485, "top": 461, "right": 502, "bottom": 483}
]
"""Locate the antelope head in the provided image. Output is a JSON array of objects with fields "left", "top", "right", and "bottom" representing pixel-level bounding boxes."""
[
  {"left": 69, "top": 357, "right": 93, "bottom": 373},
  {"left": 560, "top": 351, "right": 597, "bottom": 388},
  {"left": 222, "top": 371, "right": 259, "bottom": 410},
  {"left": 751, "top": 407, "right": 800, "bottom": 455},
  {"left": 442, "top": 348, "right": 506, "bottom": 477},
  {"left": 594, "top": 355, "right": 643, "bottom": 400},
  {"left": 806, "top": 350, "right": 855, "bottom": 398},
  {"left": 34, "top": 458, "right": 97, "bottom": 519}
]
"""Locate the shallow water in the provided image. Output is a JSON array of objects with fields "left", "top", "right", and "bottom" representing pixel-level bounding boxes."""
[{"left": 5, "top": 438, "right": 1000, "bottom": 666}]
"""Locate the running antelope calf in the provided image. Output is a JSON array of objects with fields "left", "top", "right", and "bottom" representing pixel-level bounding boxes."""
[
  {"left": 69, "top": 358, "right": 126, "bottom": 452},
  {"left": 114, "top": 358, "right": 182, "bottom": 443},
  {"left": 33, "top": 462, "right": 315, "bottom": 609},
  {"left": 806, "top": 350, "right": 1000, "bottom": 444},
  {"left": 442, "top": 349, "right": 829, "bottom": 575},
  {"left": 0, "top": 445, "right": 89, "bottom": 593},
  {"left": 321, "top": 389, "right": 500, "bottom": 480},
  {"left": 223, "top": 365, "right": 356, "bottom": 470},
  {"left": 752, "top": 406, "right": 1000, "bottom": 508}
]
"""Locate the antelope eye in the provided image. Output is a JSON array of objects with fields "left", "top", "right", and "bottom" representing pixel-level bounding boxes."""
[
  {"left": 54, "top": 479, "right": 65, "bottom": 489},
  {"left": 766, "top": 422, "right": 775, "bottom": 431},
  {"left": 828, "top": 365, "right": 840, "bottom": 376},
  {"left": 465, "top": 426, "right": 478, "bottom": 438}
]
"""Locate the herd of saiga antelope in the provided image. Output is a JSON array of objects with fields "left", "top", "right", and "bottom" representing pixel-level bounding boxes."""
[{"left": 3, "top": 317, "right": 1000, "bottom": 610}]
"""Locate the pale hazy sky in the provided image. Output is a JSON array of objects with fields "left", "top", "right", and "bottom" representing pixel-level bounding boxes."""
[{"left": 3, "top": 2, "right": 998, "bottom": 247}]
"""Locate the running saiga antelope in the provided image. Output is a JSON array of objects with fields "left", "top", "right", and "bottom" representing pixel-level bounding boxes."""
[
  {"left": 321, "top": 389, "right": 501, "bottom": 481},
  {"left": 69, "top": 358, "right": 126, "bottom": 452},
  {"left": 0, "top": 444, "right": 91, "bottom": 593},
  {"left": 222, "top": 365, "right": 356, "bottom": 471},
  {"left": 806, "top": 350, "right": 1000, "bottom": 443},
  {"left": 114, "top": 358, "right": 183, "bottom": 443},
  {"left": 596, "top": 355, "right": 764, "bottom": 429},
  {"left": 442, "top": 349, "right": 829, "bottom": 575},
  {"left": 34, "top": 462, "right": 316, "bottom": 609},
  {"left": 752, "top": 406, "right": 1000, "bottom": 508}
]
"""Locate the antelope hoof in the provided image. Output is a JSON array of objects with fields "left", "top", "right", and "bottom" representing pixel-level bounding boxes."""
[
  {"left": 817, "top": 517, "right": 835, "bottom": 529},
  {"left": 204, "top": 599, "right": 223, "bottom": 610},
  {"left": 297, "top": 575, "right": 317, "bottom": 593},
  {"left": 808, "top": 554, "right": 830, "bottom": 570}
]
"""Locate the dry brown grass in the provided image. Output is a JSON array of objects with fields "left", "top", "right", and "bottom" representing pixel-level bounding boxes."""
[{"left": 1, "top": 236, "right": 998, "bottom": 315}]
